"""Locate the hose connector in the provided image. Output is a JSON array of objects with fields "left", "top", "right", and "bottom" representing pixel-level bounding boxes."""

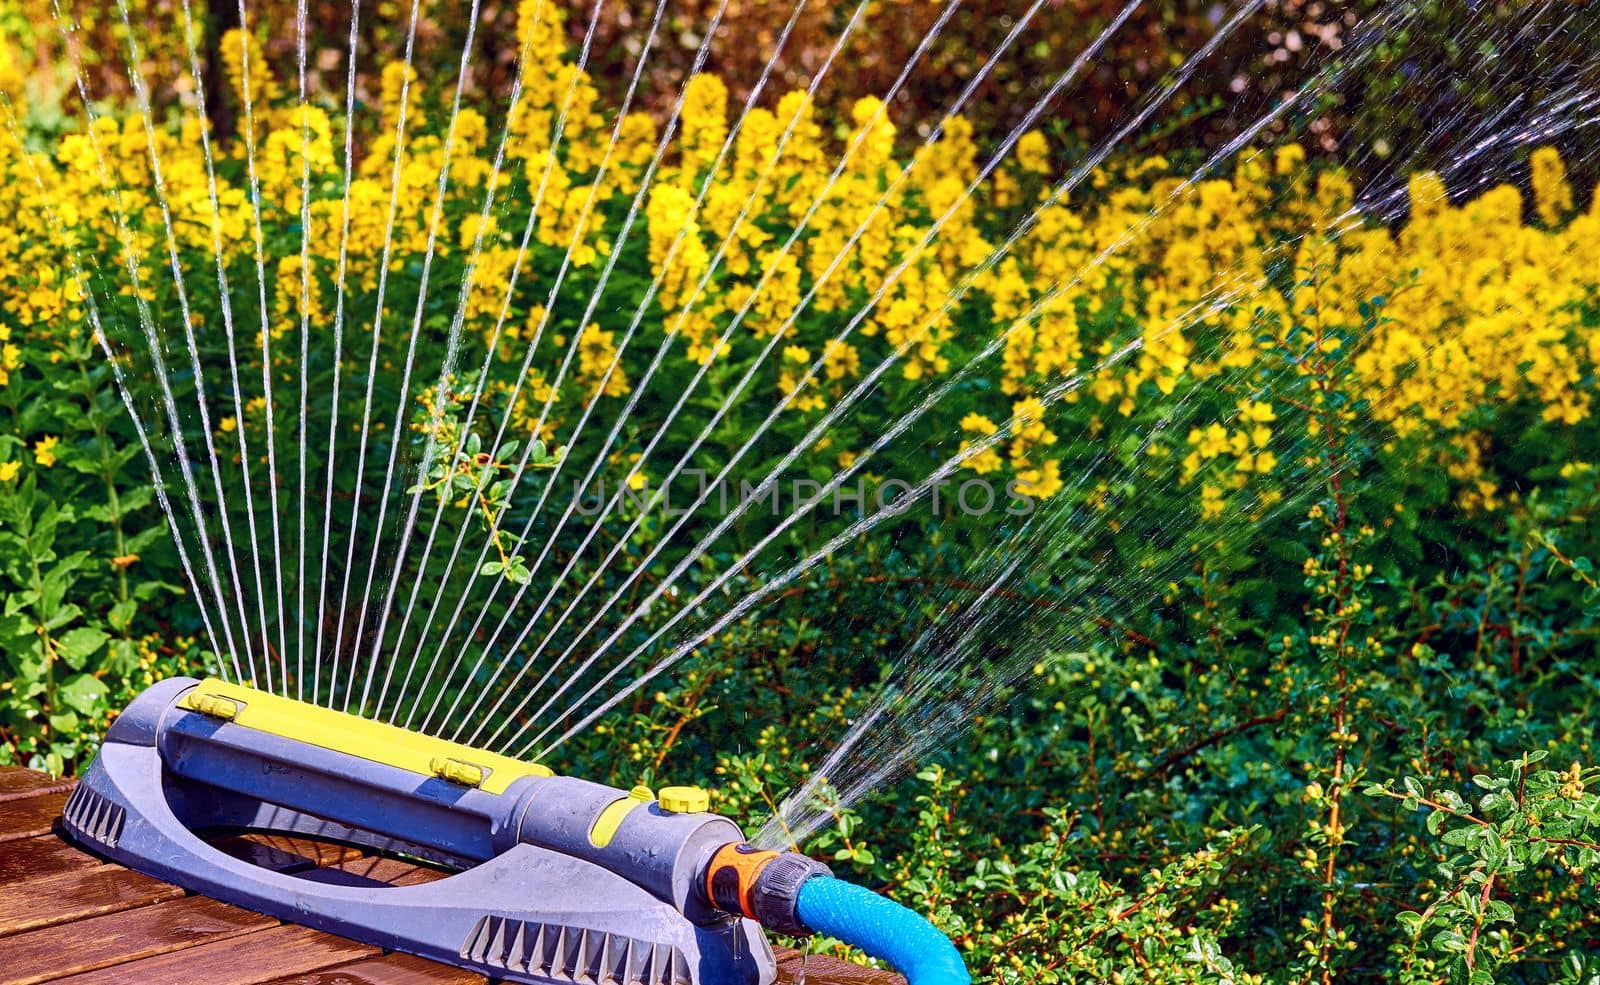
[{"left": 704, "top": 843, "right": 831, "bottom": 936}]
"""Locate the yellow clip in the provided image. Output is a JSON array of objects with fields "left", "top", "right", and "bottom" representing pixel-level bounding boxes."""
[
  {"left": 589, "top": 785, "right": 655, "bottom": 847},
  {"left": 430, "top": 757, "right": 488, "bottom": 788},
  {"left": 189, "top": 694, "right": 242, "bottom": 720}
]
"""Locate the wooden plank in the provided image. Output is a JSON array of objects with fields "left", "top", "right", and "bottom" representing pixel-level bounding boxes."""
[
  {"left": 213, "top": 833, "right": 366, "bottom": 872},
  {"left": 293, "top": 856, "right": 451, "bottom": 888},
  {"left": 0, "top": 895, "right": 276, "bottom": 985},
  {"left": 0, "top": 833, "right": 101, "bottom": 884},
  {"left": 44, "top": 923, "right": 380, "bottom": 985},
  {"left": 0, "top": 864, "right": 184, "bottom": 935},
  {"left": 0, "top": 790, "right": 71, "bottom": 843},
  {"left": 775, "top": 949, "right": 907, "bottom": 985},
  {"left": 0, "top": 769, "right": 73, "bottom": 803},
  {"left": 256, "top": 953, "right": 487, "bottom": 985}
]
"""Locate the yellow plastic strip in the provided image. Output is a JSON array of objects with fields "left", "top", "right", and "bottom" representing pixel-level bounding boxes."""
[
  {"left": 178, "top": 678, "right": 553, "bottom": 795},
  {"left": 588, "top": 785, "right": 655, "bottom": 847}
]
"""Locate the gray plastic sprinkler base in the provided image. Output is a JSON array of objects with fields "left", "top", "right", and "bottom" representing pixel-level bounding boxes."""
[{"left": 62, "top": 678, "right": 775, "bottom": 985}]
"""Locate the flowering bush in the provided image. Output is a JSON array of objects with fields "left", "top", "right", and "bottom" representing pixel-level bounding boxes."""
[
  {"left": 1, "top": 2, "right": 1599, "bottom": 981},
  {"left": 13, "top": 0, "right": 1598, "bottom": 191}
]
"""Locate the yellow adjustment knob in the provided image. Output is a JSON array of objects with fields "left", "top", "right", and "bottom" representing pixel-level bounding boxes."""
[
  {"left": 190, "top": 694, "right": 241, "bottom": 720},
  {"left": 658, "top": 785, "right": 711, "bottom": 814},
  {"left": 630, "top": 784, "right": 655, "bottom": 802},
  {"left": 431, "top": 757, "right": 488, "bottom": 788}
]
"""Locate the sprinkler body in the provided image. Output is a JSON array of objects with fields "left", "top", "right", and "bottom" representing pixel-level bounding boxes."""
[{"left": 64, "top": 678, "right": 969, "bottom": 985}]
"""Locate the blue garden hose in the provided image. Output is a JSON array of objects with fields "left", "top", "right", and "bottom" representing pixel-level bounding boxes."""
[
  {"left": 795, "top": 877, "right": 971, "bottom": 985},
  {"left": 703, "top": 844, "right": 970, "bottom": 985}
]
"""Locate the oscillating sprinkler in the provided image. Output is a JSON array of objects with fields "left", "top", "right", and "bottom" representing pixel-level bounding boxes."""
[{"left": 64, "top": 677, "right": 970, "bottom": 985}]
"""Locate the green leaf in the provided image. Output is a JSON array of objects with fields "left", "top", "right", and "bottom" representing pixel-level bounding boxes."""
[
  {"left": 43, "top": 603, "right": 83, "bottom": 633},
  {"left": 56, "top": 626, "right": 109, "bottom": 669},
  {"left": 107, "top": 599, "right": 137, "bottom": 632},
  {"left": 57, "top": 672, "right": 108, "bottom": 715}
]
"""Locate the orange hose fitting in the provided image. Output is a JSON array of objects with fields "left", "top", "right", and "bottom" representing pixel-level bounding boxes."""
[{"left": 705, "top": 842, "right": 781, "bottom": 918}]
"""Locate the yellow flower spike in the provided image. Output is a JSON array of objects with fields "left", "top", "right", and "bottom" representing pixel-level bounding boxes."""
[
  {"left": 679, "top": 74, "right": 729, "bottom": 181},
  {"left": 1530, "top": 146, "right": 1574, "bottom": 227},
  {"left": 1014, "top": 131, "right": 1051, "bottom": 176},
  {"left": 220, "top": 29, "right": 280, "bottom": 134},
  {"left": 576, "top": 323, "right": 629, "bottom": 398},
  {"left": 0, "top": 343, "right": 19, "bottom": 386}
]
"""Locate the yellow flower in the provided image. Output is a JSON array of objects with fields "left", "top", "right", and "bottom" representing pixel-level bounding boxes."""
[
  {"left": 960, "top": 413, "right": 998, "bottom": 435},
  {"left": 1013, "top": 459, "right": 1063, "bottom": 499},
  {"left": 1407, "top": 171, "right": 1448, "bottom": 218},
  {"left": 679, "top": 74, "right": 729, "bottom": 180},
  {"left": 577, "top": 323, "right": 629, "bottom": 398},
  {"left": 0, "top": 343, "right": 20, "bottom": 386},
  {"left": 958, "top": 413, "right": 1003, "bottom": 474},
  {"left": 1015, "top": 131, "right": 1051, "bottom": 176},
  {"left": 1274, "top": 143, "right": 1306, "bottom": 175},
  {"left": 778, "top": 346, "right": 824, "bottom": 412},
  {"left": 0, "top": 460, "right": 18, "bottom": 482},
  {"left": 822, "top": 340, "right": 860, "bottom": 381},
  {"left": 1189, "top": 423, "right": 1229, "bottom": 460},
  {"left": 1530, "top": 146, "right": 1573, "bottom": 227},
  {"left": 34, "top": 435, "right": 59, "bottom": 468},
  {"left": 1238, "top": 400, "right": 1277, "bottom": 424},
  {"left": 220, "top": 29, "right": 279, "bottom": 123}
]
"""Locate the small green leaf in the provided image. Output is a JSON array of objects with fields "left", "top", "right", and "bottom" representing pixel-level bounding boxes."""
[
  {"left": 107, "top": 599, "right": 137, "bottom": 632},
  {"left": 56, "top": 626, "right": 109, "bottom": 669},
  {"left": 58, "top": 672, "right": 108, "bottom": 715}
]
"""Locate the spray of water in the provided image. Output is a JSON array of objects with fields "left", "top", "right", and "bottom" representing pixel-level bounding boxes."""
[{"left": 22, "top": 0, "right": 1600, "bottom": 853}]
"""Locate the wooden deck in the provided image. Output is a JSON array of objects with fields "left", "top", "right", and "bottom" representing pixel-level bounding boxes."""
[{"left": 0, "top": 766, "right": 898, "bottom": 985}]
